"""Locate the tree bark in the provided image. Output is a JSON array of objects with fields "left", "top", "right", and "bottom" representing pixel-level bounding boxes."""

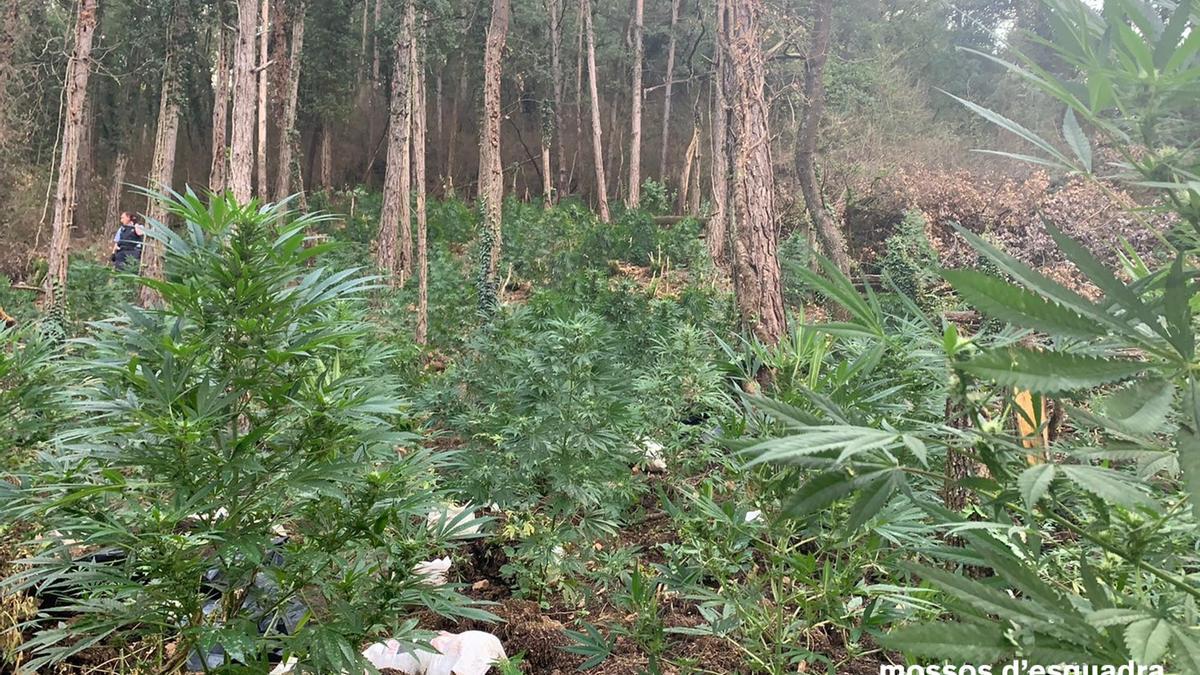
[
  {"left": 795, "top": 0, "right": 850, "bottom": 274},
  {"left": 371, "top": 0, "right": 383, "bottom": 84},
  {"left": 547, "top": 0, "right": 567, "bottom": 199},
  {"left": 230, "top": 0, "right": 258, "bottom": 202},
  {"left": 45, "top": 0, "right": 100, "bottom": 300},
  {"left": 413, "top": 13, "right": 429, "bottom": 344},
  {"left": 377, "top": 1, "right": 414, "bottom": 282},
  {"left": 659, "top": 0, "right": 681, "bottom": 182},
  {"left": 723, "top": 0, "right": 785, "bottom": 344},
  {"left": 104, "top": 151, "right": 128, "bottom": 231},
  {"left": 708, "top": 4, "right": 729, "bottom": 266},
  {"left": 446, "top": 59, "right": 467, "bottom": 192},
  {"left": 275, "top": 0, "right": 306, "bottom": 203},
  {"left": 478, "top": 0, "right": 510, "bottom": 312},
  {"left": 141, "top": 21, "right": 182, "bottom": 307},
  {"left": 0, "top": 0, "right": 24, "bottom": 148},
  {"left": 255, "top": 0, "right": 270, "bottom": 197},
  {"left": 627, "top": 0, "right": 644, "bottom": 209},
  {"left": 582, "top": 0, "right": 610, "bottom": 222},
  {"left": 319, "top": 121, "right": 333, "bottom": 191},
  {"left": 210, "top": 5, "right": 231, "bottom": 193}
]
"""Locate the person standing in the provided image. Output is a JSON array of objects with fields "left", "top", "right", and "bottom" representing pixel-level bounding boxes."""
[{"left": 111, "top": 211, "right": 145, "bottom": 271}]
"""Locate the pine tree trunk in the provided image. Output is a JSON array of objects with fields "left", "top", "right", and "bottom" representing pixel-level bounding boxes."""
[
  {"left": 572, "top": 0, "right": 584, "bottom": 191},
  {"left": 275, "top": 0, "right": 306, "bottom": 203},
  {"left": 45, "top": 0, "right": 100, "bottom": 300},
  {"left": 76, "top": 84, "right": 95, "bottom": 231},
  {"left": 659, "top": 0, "right": 680, "bottom": 182},
  {"left": 413, "top": 14, "right": 429, "bottom": 344},
  {"left": 478, "top": 0, "right": 510, "bottom": 312},
  {"left": 376, "top": 0, "right": 414, "bottom": 281},
  {"left": 210, "top": 8, "right": 231, "bottom": 193},
  {"left": 255, "top": 0, "right": 270, "bottom": 197},
  {"left": 795, "top": 0, "right": 850, "bottom": 274},
  {"left": 547, "top": 0, "right": 567, "bottom": 198},
  {"left": 320, "top": 121, "right": 333, "bottom": 191},
  {"left": 447, "top": 54, "right": 468, "bottom": 192},
  {"left": 0, "top": 0, "right": 23, "bottom": 148},
  {"left": 627, "top": 0, "right": 644, "bottom": 209},
  {"left": 371, "top": 0, "right": 382, "bottom": 84},
  {"left": 141, "top": 28, "right": 182, "bottom": 307},
  {"left": 230, "top": 0, "right": 258, "bottom": 202},
  {"left": 708, "top": 9, "right": 729, "bottom": 266},
  {"left": 582, "top": 0, "right": 610, "bottom": 222},
  {"left": 723, "top": 0, "right": 785, "bottom": 344},
  {"left": 104, "top": 151, "right": 128, "bottom": 230}
]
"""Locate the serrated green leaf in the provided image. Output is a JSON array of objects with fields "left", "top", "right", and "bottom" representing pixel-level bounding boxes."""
[
  {"left": 746, "top": 395, "right": 820, "bottom": 429},
  {"left": 962, "top": 348, "right": 1144, "bottom": 394},
  {"left": 1087, "top": 608, "right": 1147, "bottom": 628},
  {"left": 1044, "top": 223, "right": 1165, "bottom": 344},
  {"left": 941, "top": 268, "right": 1107, "bottom": 338},
  {"left": 846, "top": 471, "right": 902, "bottom": 532},
  {"left": 1178, "top": 428, "right": 1200, "bottom": 522},
  {"left": 1124, "top": 618, "right": 1171, "bottom": 665},
  {"left": 1063, "top": 108, "right": 1092, "bottom": 171},
  {"left": 1060, "top": 465, "right": 1157, "bottom": 510},
  {"left": 878, "top": 622, "right": 1011, "bottom": 662},
  {"left": 950, "top": 224, "right": 1137, "bottom": 340},
  {"left": 784, "top": 471, "right": 856, "bottom": 517},
  {"left": 1099, "top": 378, "right": 1175, "bottom": 436},
  {"left": 1171, "top": 625, "right": 1200, "bottom": 675},
  {"left": 1018, "top": 463, "right": 1057, "bottom": 510},
  {"left": 902, "top": 562, "right": 1067, "bottom": 634}
]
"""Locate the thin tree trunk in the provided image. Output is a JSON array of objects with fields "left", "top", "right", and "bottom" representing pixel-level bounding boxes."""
[
  {"left": 627, "top": 0, "right": 644, "bottom": 208},
  {"left": 708, "top": 34, "right": 729, "bottom": 265},
  {"left": 447, "top": 57, "right": 468, "bottom": 191},
  {"left": 230, "top": 0, "right": 257, "bottom": 202},
  {"left": 540, "top": 108, "right": 553, "bottom": 206},
  {"left": 659, "top": 0, "right": 680, "bottom": 182},
  {"left": 678, "top": 118, "right": 698, "bottom": 214},
  {"left": 210, "top": 7, "right": 231, "bottom": 193},
  {"left": 371, "top": 0, "right": 382, "bottom": 84},
  {"left": 45, "top": 0, "right": 100, "bottom": 300},
  {"left": 478, "top": 0, "right": 510, "bottom": 312},
  {"left": 582, "top": 0, "right": 609, "bottom": 222},
  {"left": 275, "top": 0, "right": 306, "bottom": 203},
  {"left": 434, "top": 71, "right": 443, "bottom": 179},
  {"left": 255, "top": 0, "right": 270, "bottom": 197},
  {"left": 377, "top": 1, "right": 414, "bottom": 281},
  {"left": 414, "top": 14, "right": 429, "bottom": 344},
  {"left": 104, "top": 151, "right": 128, "bottom": 230},
  {"left": 573, "top": 0, "right": 584, "bottom": 191},
  {"left": 141, "top": 21, "right": 182, "bottom": 307},
  {"left": 723, "top": 0, "right": 785, "bottom": 344},
  {"left": 320, "top": 121, "right": 332, "bottom": 191},
  {"left": 0, "top": 0, "right": 24, "bottom": 148},
  {"left": 795, "top": 0, "right": 850, "bottom": 274},
  {"left": 547, "top": 0, "right": 567, "bottom": 199}
]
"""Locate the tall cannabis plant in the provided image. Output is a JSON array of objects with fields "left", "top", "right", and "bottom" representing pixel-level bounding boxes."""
[
  {"left": 748, "top": 0, "right": 1200, "bottom": 669},
  {"left": 1, "top": 191, "right": 487, "bottom": 672}
]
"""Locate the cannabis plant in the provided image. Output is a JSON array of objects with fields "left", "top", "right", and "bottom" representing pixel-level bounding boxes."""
[
  {"left": 1, "top": 191, "right": 487, "bottom": 672},
  {"left": 747, "top": 0, "right": 1200, "bottom": 669}
]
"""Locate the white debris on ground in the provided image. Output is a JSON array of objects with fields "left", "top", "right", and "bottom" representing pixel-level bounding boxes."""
[
  {"left": 363, "top": 631, "right": 507, "bottom": 675},
  {"left": 641, "top": 439, "right": 667, "bottom": 473},
  {"left": 412, "top": 557, "right": 452, "bottom": 586},
  {"left": 425, "top": 502, "right": 481, "bottom": 535},
  {"left": 269, "top": 630, "right": 506, "bottom": 674}
]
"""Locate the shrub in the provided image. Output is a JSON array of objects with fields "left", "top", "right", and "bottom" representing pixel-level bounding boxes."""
[
  {"left": 1, "top": 192, "right": 486, "bottom": 672},
  {"left": 878, "top": 210, "right": 939, "bottom": 306}
]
